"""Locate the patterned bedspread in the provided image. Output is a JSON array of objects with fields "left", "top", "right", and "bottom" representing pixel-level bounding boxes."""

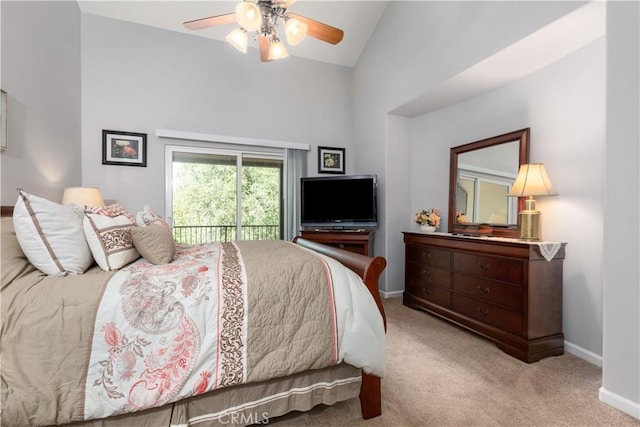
[{"left": 1, "top": 239, "right": 385, "bottom": 426}]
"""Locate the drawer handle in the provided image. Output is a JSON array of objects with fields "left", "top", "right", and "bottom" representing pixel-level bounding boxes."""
[
  {"left": 477, "top": 263, "right": 491, "bottom": 271},
  {"left": 422, "top": 252, "right": 431, "bottom": 259},
  {"left": 477, "top": 307, "right": 490, "bottom": 316},
  {"left": 421, "top": 269, "right": 430, "bottom": 278},
  {"left": 476, "top": 285, "right": 491, "bottom": 294}
]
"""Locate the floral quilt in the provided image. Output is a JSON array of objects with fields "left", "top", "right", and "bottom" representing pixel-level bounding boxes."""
[
  {"left": 1, "top": 238, "right": 385, "bottom": 426},
  {"left": 84, "top": 240, "right": 338, "bottom": 420}
]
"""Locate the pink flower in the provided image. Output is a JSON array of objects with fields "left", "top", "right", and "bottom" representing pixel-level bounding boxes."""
[
  {"left": 102, "top": 322, "right": 121, "bottom": 347},
  {"left": 193, "top": 371, "right": 211, "bottom": 395},
  {"left": 182, "top": 275, "right": 197, "bottom": 297}
]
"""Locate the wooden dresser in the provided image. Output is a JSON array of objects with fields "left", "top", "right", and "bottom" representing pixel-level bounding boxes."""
[{"left": 403, "top": 232, "right": 566, "bottom": 363}]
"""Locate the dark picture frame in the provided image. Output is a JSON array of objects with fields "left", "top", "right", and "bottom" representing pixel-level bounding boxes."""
[
  {"left": 318, "top": 146, "right": 345, "bottom": 174},
  {"left": 102, "top": 130, "right": 147, "bottom": 167},
  {"left": 0, "top": 90, "right": 7, "bottom": 151}
]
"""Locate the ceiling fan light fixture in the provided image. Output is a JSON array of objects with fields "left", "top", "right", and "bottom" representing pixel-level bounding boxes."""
[
  {"left": 284, "top": 17, "right": 307, "bottom": 45},
  {"left": 183, "top": 0, "right": 344, "bottom": 62},
  {"left": 235, "top": 1, "right": 262, "bottom": 32},
  {"left": 268, "top": 39, "right": 289, "bottom": 60},
  {"left": 225, "top": 28, "right": 248, "bottom": 53}
]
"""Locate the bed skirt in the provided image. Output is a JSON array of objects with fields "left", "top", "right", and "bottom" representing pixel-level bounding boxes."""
[{"left": 68, "top": 363, "right": 361, "bottom": 427}]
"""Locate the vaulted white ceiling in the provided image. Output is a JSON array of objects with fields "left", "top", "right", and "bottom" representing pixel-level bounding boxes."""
[
  {"left": 77, "top": 1, "right": 389, "bottom": 67},
  {"left": 77, "top": 1, "right": 605, "bottom": 117}
]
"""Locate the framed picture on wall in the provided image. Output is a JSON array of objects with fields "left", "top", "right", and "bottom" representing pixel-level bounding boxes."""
[
  {"left": 102, "top": 130, "right": 147, "bottom": 167},
  {"left": 318, "top": 146, "right": 345, "bottom": 174},
  {"left": 0, "top": 90, "right": 7, "bottom": 151}
]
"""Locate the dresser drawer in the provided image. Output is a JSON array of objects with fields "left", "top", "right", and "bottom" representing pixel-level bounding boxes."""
[
  {"left": 453, "top": 252, "right": 523, "bottom": 284},
  {"left": 406, "top": 244, "right": 451, "bottom": 268},
  {"left": 406, "top": 262, "right": 451, "bottom": 288},
  {"left": 453, "top": 273, "right": 522, "bottom": 312},
  {"left": 452, "top": 294, "right": 522, "bottom": 335},
  {"left": 405, "top": 280, "right": 451, "bottom": 308}
]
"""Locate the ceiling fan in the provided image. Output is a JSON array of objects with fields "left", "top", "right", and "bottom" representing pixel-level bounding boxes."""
[{"left": 183, "top": 0, "right": 344, "bottom": 62}]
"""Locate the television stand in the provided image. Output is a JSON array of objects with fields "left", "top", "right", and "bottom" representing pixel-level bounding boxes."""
[{"left": 299, "top": 230, "right": 374, "bottom": 256}]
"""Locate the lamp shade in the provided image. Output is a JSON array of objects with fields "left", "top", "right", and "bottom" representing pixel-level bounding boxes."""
[
  {"left": 268, "top": 40, "right": 289, "bottom": 60},
  {"left": 507, "top": 163, "right": 558, "bottom": 197},
  {"left": 285, "top": 17, "right": 308, "bottom": 45},
  {"left": 62, "top": 187, "right": 105, "bottom": 207},
  {"left": 225, "top": 28, "right": 248, "bottom": 53},
  {"left": 235, "top": 2, "right": 262, "bottom": 32}
]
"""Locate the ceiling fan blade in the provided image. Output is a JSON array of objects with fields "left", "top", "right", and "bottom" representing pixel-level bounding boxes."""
[
  {"left": 287, "top": 13, "right": 344, "bottom": 45},
  {"left": 259, "top": 35, "right": 272, "bottom": 62},
  {"left": 183, "top": 13, "right": 236, "bottom": 30}
]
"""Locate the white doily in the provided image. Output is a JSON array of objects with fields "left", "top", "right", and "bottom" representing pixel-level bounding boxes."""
[{"left": 535, "top": 242, "right": 562, "bottom": 261}]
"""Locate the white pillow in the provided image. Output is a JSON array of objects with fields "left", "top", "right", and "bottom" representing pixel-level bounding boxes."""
[
  {"left": 135, "top": 209, "right": 172, "bottom": 235},
  {"left": 83, "top": 212, "right": 140, "bottom": 271},
  {"left": 12, "top": 189, "right": 93, "bottom": 276}
]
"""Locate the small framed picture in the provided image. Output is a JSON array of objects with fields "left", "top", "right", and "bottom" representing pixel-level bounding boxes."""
[
  {"left": 0, "top": 90, "right": 7, "bottom": 151},
  {"left": 102, "top": 130, "right": 147, "bottom": 167},
  {"left": 318, "top": 146, "right": 345, "bottom": 174}
]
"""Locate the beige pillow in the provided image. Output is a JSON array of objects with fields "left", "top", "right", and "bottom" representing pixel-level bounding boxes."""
[{"left": 130, "top": 224, "right": 176, "bottom": 265}]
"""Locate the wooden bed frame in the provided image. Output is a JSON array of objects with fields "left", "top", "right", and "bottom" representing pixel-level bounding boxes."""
[
  {"left": 1, "top": 206, "right": 386, "bottom": 422},
  {"left": 293, "top": 236, "right": 387, "bottom": 419}
]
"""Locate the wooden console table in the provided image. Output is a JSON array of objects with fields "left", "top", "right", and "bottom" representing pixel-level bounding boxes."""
[
  {"left": 299, "top": 230, "right": 374, "bottom": 256},
  {"left": 403, "top": 232, "right": 566, "bottom": 363}
]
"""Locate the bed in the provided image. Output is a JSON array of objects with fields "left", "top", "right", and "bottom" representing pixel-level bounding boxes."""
[{"left": 0, "top": 195, "right": 386, "bottom": 427}]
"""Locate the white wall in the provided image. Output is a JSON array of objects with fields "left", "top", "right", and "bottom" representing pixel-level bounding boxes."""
[
  {"left": 353, "top": 1, "right": 585, "bottom": 293},
  {"left": 353, "top": 0, "right": 640, "bottom": 419},
  {"left": 410, "top": 38, "right": 605, "bottom": 359},
  {"left": 80, "top": 13, "right": 354, "bottom": 213},
  {"left": 600, "top": 1, "right": 640, "bottom": 418},
  {"left": 0, "top": 1, "right": 81, "bottom": 205}
]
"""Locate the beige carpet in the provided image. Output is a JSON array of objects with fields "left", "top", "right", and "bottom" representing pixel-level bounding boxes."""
[{"left": 271, "top": 298, "right": 639, "bottom": 427}]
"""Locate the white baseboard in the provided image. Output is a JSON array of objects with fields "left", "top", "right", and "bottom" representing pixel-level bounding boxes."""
[
  {"left": 380, "top": 290, "right": 403, "bottom": 299},
  {"left": 599, "top": 387, "right": 640, "bottom": 420},
  {"left": 564, "top": 340, "right": 603, "bottom": 367}
]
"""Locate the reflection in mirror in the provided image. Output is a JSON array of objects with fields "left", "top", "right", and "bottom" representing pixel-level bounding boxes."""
[
  {"left": 457, "top": 141, "right": 519, "bottom": 224},
  {"left": 448, "top": 128, "right": 529, "bottom": 238}
]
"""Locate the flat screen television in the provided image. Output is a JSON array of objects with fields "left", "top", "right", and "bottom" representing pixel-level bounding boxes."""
[{"left": 300, "top": 174, "right": 378, "bottom": 229}]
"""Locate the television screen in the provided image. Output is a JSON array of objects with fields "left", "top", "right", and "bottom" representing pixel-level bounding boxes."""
[{"left": 300, "top": 174, "right": 378, "bottom": 229}]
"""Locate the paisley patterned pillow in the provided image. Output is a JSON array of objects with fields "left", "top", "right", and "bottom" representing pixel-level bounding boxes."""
[{"left": 83, "top": 212, "right": 139, "bottom": 271}]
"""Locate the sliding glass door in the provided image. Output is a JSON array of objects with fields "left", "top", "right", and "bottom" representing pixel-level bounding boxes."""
[{"left": 167, "top": 146, "right": 283, "bottom": 243}]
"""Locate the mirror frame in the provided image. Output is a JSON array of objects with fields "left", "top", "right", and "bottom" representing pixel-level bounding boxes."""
[{"left": 448, "top": 128, "right": 530, "bottom": 238}]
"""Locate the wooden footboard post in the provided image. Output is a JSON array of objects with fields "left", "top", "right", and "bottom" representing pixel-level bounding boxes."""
[{"left": 360, "top": 373, "right": 382, "bottom": 419}]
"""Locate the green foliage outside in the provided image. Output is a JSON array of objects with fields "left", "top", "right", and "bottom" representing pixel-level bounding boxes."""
[{"left": 172, "top": 160, "right": 281, "bottom": 233}]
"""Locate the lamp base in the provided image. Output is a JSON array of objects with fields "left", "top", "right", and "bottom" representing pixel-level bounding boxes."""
[
  {"left": 518, "top": 196, "right": 541, "bottom": 241},
  {"left": 518, "top": 210, "right": 540, "bottom": 240}
]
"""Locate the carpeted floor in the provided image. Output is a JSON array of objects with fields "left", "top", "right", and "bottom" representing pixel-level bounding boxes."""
[{"left": 271, "top": 298, "right": 640, "bottom": 426}]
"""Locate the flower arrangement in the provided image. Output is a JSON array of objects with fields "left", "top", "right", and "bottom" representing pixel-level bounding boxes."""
[
  {"left": 456, "top": 211, "right": 468, "bottom": 223},
  {"left": 414, "top": 208, "right": 441, "bottom": 227}
]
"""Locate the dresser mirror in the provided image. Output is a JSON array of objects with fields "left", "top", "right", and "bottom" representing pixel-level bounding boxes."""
[{"left": 448, "top": 128, "right": 530, "bottom": 237}]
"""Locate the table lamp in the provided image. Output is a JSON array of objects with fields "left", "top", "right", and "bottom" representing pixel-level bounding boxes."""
[
  {"left": 61, "top": 187, "right": 105, "bottom": 208},
  {"left": 507, "top": 163, "right": 557, "bottom": 241}
]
